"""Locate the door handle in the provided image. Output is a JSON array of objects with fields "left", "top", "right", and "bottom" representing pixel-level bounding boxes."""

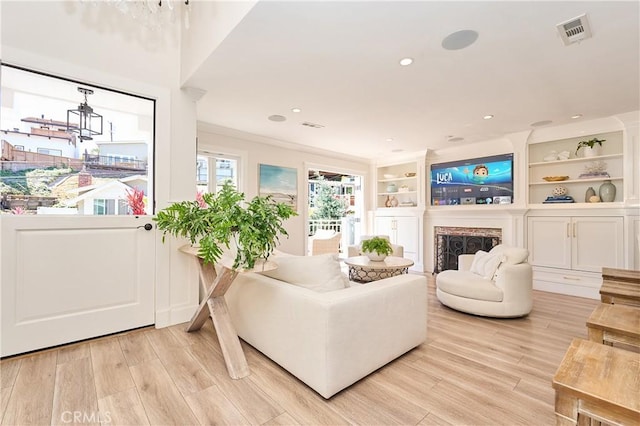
[
  {"left": 137, "top": 223, "right": 153, "bottom": 231},
  {"left": 566, "top": 223, "right": 570, "bottom": 238},
  {"left": 573, "top": 223, "right": 577, "bottom": 238}
]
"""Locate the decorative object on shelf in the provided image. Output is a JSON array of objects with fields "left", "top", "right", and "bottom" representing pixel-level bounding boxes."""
[
  {"left": 552, "top": 186, "right": 569, "bottom": 197},
  {"left": 543, "top": 150, "right": 559, "bottom": 162},
  {"left": 579, "top": 161, "right": 610, "bottom": 179},
  {"left": 399, "top": 201, "right": 415, "bottom": 207},
  {"left": 389, "top": 196, "right": 399, "bottom": 207},
  {"left": 584, "top": 187, "right": 596, "bottom": 202},
  {"left": 154, "top": 181, "right": 296, "bottom": 269},
  {"left": 361, "top": 236, "right": 393, "bottom": 262},
  {"left": 404, "top": 172, "right": 416, "bottom": 177},
  {"left": 543, "top": 176, "right": 570, "bottom": 182},
  {"left": 589, "top": 195, "right": 601, "bottom": 203},
  {"left": 386, "top": 182, "right": 398, "bottom": 193},
  {"left": 575, "top": 138, "right": 605, "bottom": 157},
  {"left": 398, "top": 185, "right": 410, "bottom": 193},
  {"left": 383, "top": 174, "right": 397, "bottom": 179},
  {"left": 384, "top": 195, "right": 392, "bottom": 207},
  {"left": 543, "top": 195, "right": 575, "bottom": 204},
  {"left": 598, "top": 180, "right": 617, "bottom": 202},
  {"left": 557, "top": 151, "right": 570, "bottom": 160}
]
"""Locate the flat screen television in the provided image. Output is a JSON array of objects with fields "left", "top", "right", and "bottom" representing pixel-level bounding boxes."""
[{"left": 430, "top": 153, "right": 514, "bottom": 206}]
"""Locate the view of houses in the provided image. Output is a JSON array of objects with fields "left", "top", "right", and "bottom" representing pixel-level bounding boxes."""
[{"left": 0, "top": 66, "right": 153, "bottom": 215}]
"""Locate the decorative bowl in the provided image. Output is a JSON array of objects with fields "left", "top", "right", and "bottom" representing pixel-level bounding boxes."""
[
  {"left": 404, "top": 172, "right": 416, "bottom": 177},
  {"left": 542, "top": 176, "right": 569, "bottom": 182}
]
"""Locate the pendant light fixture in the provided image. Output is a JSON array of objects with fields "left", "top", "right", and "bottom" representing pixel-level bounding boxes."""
[{"left": 67, "top": 87, "right": 103, "bottom": 141}]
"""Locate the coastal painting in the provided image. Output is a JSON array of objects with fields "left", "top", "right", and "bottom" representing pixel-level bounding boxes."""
[{"left": 258, "top": 164, "right": 297, "bottom": 210}]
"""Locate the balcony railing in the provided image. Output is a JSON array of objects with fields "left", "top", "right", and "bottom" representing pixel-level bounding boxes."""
[
  {"left": 83, "top": 153, "right": 147, "bottom": 171},
  {"left": 308, "top": 219, "right": 342, "bottom": 237}
]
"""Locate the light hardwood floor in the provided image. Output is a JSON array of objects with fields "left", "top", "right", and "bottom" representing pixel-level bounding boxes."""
[{"left": 1, "top": 277, "right": 598, "bottom": 425}]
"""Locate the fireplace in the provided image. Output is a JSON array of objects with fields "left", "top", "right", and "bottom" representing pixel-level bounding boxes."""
[{"left": 434, "top": 226, "right": 502, "bottom": 273}]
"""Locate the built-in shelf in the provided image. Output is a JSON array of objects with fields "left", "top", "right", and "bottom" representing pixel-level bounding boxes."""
[
  {"left": 530, "top": 176, "right": 623, "bottom": 186},
  {"left": 378, "top": 191, "right": 418, "bottom": 196},
  {"left": 528, "top": 153, "right": 623, "bottom": 168}
]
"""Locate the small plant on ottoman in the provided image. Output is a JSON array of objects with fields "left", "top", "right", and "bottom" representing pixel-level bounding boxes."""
[{"left": 361, "top": 236, "right": 393, "bottom": 261}]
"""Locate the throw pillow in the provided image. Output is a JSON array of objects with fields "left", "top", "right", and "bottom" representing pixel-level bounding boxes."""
[
  {"left": 489, "top": 245, "right": 529, "bottom": 265},
  {"left": 260, "top": 253, "right": 347, "bottom": 292},
  {"left": 469, "top": 250, "right": 504, "bottom": 280}
]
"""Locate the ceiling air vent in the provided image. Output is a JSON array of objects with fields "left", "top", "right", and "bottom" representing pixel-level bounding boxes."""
[
  {"left": 556, "top": 13, "right": 592, "bottom": 46},
  {"left": 301, "top": 121, "right": 324, "bottom": 129}
]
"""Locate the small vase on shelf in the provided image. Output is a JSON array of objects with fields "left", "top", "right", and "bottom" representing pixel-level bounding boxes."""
[
  {"left": 598, "top": 180, "right": 616, "bottom": 202},
  {"left": 584, "top": 187, "right": 596, "bottom": 203}
]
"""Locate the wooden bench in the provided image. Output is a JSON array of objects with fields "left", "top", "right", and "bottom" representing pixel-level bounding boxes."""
[
  {"left": 553, "top": 338, "right": 640, "bottom": 426},
  {"left": 600, "top": 267, "right": 640, "bottom": 307}
]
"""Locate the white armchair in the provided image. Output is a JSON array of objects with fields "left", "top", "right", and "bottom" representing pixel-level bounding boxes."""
[
  {"left": 347, "top": 235, "right": 403, "bottom": 258},
  {"left": 436, "top": 245, "right": 533, "bottom": 318}
]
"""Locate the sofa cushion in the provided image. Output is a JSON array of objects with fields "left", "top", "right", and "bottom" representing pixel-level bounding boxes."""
[
  {"left": 260, "top": 253, "right": 347, "bottom": 292},
  {"left": 469, "top": 250, "right": 504, "bottom": 280},
  {"left": 437, "top": 270, "right": 503, "bottom": 302},
  {"left": 489, "top": 245, "right": 529, "bottom": 265}
]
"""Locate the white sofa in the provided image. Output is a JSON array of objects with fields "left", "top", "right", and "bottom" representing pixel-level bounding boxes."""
[
  {"left": 436, "top": 245, "right": 533, "bottom": 318},
  {"left": 224, "top": 253, "right": 427, "bottom": 398}
]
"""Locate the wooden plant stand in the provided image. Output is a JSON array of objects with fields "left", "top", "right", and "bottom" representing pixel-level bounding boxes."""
[{"left": 180, "top": 245, "right": 276, "bottom": 379}]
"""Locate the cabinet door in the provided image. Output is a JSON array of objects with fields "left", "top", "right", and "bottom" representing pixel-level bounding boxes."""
[
  {"left": 572, "top": 217, "right": 624, "bottom": 272},
  {"left": 375, "top": 216, "right": 395, "bottom": 242},
  {"left": 527, "top": 217, "right": 572, "bottom": 269},
  {"left": 394, "top": 216, "right": 418, "bottom": 254}
]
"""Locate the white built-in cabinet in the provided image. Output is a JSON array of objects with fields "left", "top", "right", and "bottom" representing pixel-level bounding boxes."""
[
  {"left": 375, "top": 215, "right": 419, "bottom": 264},
  {"left": 527, "top": 215, "right": 624, "bottom": 298},
  {"left": 374, "top": 157, "right": 424, "bottom": 271}
]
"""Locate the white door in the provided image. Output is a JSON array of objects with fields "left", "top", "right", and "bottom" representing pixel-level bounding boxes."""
[
  {"left": 1, "top": 215, "right": 156, "bottom": 357},
  {"left": 572, "top": 216, "right": 624, "bottom": 272},
  {"left": 527, "top": 217, "right": 572, "bottom": 269}
]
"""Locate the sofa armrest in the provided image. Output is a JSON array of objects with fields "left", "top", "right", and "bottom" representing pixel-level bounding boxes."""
[
  {"left": 347, "top": 245, "right": 360, "bottom": 257},
  {"left": 494, "top": 263, "right": 533, "bottom": 305},
  {"left": 458, "top": 254, "right": 475, "bottom": 271},
  {"left": 225, "top": 273, "right": 427, "bottom": 398}
]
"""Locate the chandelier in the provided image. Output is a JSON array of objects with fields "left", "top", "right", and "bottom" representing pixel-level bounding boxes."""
[
  {"left": 67, "top": 87, "right": 103, "bottom": 142},
  {"left": 105, "top": 0, "right": 191, "bottom": 29}
]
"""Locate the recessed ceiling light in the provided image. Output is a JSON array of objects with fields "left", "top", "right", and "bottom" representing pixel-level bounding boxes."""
[
  {"left": 442, "top": 30, "right": 479, "bottom": 50},
  {"left": 483, "top": 115, "right": 494, "bottom": 120},
  {"left": 448, "top": 137, "right": 464, "bottom": 142},
  {"left": 268, "top": 115, "right": 286, "bottom": 122},
  {"left": 530, "top": 120, "right": 553, "bottom": 127},
  {"left": 291, "top": 108, "right": 301, "bottom": 113},
  {"left": 571, "top": 114, "right": 582, "bottom": 119},
  {"left": 391, "top": 148, "right": 404, "bottom": 153},
  {"left": 399, "top": 57, "right": 413, "bottom": 66},
  {"left": 386, "top": 138, "right": 394, "bottom": 142}
]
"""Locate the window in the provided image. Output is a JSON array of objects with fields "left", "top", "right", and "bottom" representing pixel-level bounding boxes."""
[
  {"left": 196, "top": 154, "right": 239, "bottom": 194},
  {"left": 0, "top": 64, "right": 155, "bottom": 215}
]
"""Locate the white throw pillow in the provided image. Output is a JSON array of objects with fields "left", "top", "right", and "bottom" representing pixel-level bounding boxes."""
[
  {"left": 489, "top": 245, "right": 529, "bottom": 265},
  {"left": 469, "top": 250, "right": 504, "bottom": 280},
  {"left": 260, "top": 253, "right": 347, "bottom": 292}
]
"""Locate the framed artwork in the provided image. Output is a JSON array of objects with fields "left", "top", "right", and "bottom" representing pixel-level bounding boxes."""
[{"left": 258, "top": 164, "right": 298, "bottom": 210}]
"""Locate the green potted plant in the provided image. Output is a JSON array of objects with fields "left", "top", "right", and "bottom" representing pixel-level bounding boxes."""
[
  {"left": 575, "top": 138, "right": 605, "bottom": 157},
  {"left": 361, "top": 236, "right": 393, "bottom": 261},
  {"left": 154, "top": 181, "right": 296, "bottom": 270}
]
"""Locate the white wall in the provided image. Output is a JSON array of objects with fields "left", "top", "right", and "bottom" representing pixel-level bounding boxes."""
[{"left": 197, "top": 122, "right": 371, "bottom": 255}]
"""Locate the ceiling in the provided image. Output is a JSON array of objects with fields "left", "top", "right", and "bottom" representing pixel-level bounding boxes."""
[{"left": 186, "top": 1, "right": 640, "bottom": 160}]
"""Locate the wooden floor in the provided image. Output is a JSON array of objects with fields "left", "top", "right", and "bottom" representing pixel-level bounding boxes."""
[{"left": 0, "top": 277, "right": 599, "bottom": 425}]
